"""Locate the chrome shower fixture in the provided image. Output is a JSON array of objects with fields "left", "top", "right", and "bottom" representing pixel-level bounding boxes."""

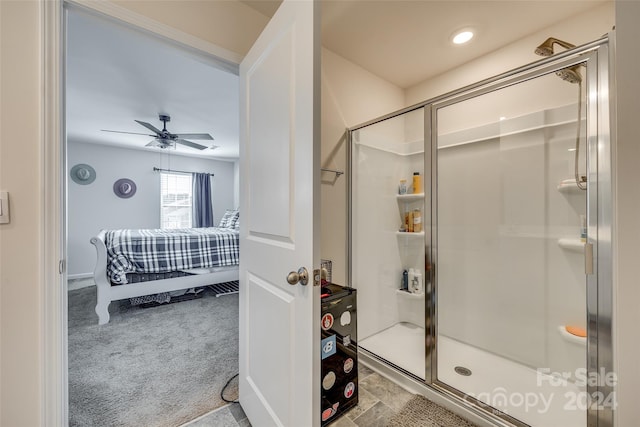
[
  {"left": 556, "top": 65, "right": 582, "bottom": 84},
  {"left": 534, "top": 37, "right": 576, "bottom": 57},
  {"left": 534, "top": 37, "right": 582, "bottom": 84}
]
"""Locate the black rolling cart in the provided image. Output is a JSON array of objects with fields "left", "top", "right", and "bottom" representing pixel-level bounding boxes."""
[{"left": 320, "top": 282, "right": 358, "bottom": 425}]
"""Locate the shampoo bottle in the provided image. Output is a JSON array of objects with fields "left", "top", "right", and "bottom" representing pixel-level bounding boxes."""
[
  {"left": 414, "top": 270, "right": 423, "bottom": 294},
  {"left": 398, "top": 179, "right": 407, "bottom": 195},
  {"left": 413, "top": 208, "right": 422, "bottom": 233},
  {"left": 412, "top": 172, "right": 421, "bottom": 194},
  {"left": 580, "top": 214, "right": 587, "bottom": 242},
  {"left": 408, "top": 268, "right": 415, "bottom": 291}
]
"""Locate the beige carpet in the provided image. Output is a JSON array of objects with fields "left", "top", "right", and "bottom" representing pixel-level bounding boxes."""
[{"left": 387, "top": 395, "right": 478, "bottom": 427}]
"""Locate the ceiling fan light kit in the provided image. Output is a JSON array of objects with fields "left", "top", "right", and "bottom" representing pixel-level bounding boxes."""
[{"left": 103, "top": 114, "right": 214, "bottom": 151}]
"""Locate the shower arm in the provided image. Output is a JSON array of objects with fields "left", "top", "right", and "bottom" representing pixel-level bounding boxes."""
[
  {"left": 535, "top": 37, "right": 577, "bottom": 56},
  {"left": 547, "top": 37, "right": 576, "bottom": 51}
]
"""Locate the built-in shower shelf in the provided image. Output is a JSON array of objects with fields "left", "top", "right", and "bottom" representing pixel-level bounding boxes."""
[
  {"left": 396, "top": 231, "right": 425, "bottom": 238},
  {"left": 396, "top": 289, "right": 425, "bottom": 299},
  {"left": 557, "top": 238, "right": 584, "bottom": 253},
  {"left": 557, "top": 179, "right": 584, "bottom": 193},
  {"left": 557, "top": 326, "right": 587, "bottom": 346},
  {"left": 397, "top": 193, "right": 425, "bottom": 201}
]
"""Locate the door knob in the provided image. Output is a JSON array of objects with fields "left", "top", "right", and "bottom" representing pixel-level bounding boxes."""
[{"left": 287, "top": 267, "right": 309, "bottom": 286}]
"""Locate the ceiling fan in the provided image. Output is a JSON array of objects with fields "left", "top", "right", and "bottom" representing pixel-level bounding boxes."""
[{"left": 102, "top": 114, "right": 214, "bottom": 150}]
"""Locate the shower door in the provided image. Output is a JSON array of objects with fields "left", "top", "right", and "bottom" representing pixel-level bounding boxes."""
[
  {"left": 431, "top": 47, "right": 610, "bottom": 427},
  {"left": 349, "top": 107, "right": 427, "bottom": 379}
]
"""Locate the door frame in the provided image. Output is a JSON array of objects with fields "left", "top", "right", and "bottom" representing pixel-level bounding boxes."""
[{"left": 42, "top": 1, "right": 246, "bottom": 424}]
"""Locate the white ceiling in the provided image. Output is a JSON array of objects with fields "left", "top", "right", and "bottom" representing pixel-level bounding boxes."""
[
  {"left": 66, "top": 9, "right": 240, "bottom": 160},
  {"left": 67, "top": 1, "right": 608, "bottom": 160},
  {"left": 320, "top": 0, "right": 608, "bottom": 88}
]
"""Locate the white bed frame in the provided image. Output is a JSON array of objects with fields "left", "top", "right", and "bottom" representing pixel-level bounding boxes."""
[{"left": 91, "top": 230, "right": 239, "bottom": 325}]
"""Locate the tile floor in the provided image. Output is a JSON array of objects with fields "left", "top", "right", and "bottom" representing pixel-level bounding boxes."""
[
  {"left": 327, "top": 364, "right": 413, "bottom": 427},
  {"left": 183, "top": 364, "right": 413, "bottom": 427}
]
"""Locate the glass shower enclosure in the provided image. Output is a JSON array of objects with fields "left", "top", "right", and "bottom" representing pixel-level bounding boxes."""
[
  {"left": 350, "top": 107, "right": 427, "bottom": 379},
  {"left": 348, "top": 38, "right": 612, "bottom": 427}
]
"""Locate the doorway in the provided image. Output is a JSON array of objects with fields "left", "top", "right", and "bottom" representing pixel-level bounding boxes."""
[{"left": 64, "top": 4, "right": 242, "bottom": 425}]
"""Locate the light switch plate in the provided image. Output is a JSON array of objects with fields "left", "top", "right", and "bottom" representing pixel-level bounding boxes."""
[{"left": 0, "top": 191, "right": 9, "bottom": 224}]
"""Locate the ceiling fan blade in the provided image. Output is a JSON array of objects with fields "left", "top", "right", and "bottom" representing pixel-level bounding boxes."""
[
  {"left": 134, "top": 120, "right": 163, "bottom": 135},
  {"left": 176, "top": 139, "right": 208, "bottom": 150},
  {"left": 174, "top": 133, "right": 214, "bottom": 140},
  {"left": 102, "top": 129, "right": 155, "bottom": 136}
]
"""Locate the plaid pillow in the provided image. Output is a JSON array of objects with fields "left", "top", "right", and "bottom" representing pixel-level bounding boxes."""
[
  {"left": 230, "top": 214, "right": 240, "bottom": 230},
  {"left": 218, "top": 210, "right": 239, "bottom": 228}
]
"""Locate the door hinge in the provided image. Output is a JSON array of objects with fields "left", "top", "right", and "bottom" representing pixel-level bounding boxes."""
[
  {"left": 59, "top": 259, "right": 65, "bottom": 274},
  {"left": 584, "top": 243, "right": 594, "bottom": 275}
]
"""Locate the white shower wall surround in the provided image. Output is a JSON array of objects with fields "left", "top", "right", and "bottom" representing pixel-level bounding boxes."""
[
  {"left": 353, "top": 102, "right": 585, "bottom": 371},
  {"left": 352, "top": 107, "right": 426, "bottom": 343},
  {"left": 437, "top": 101, "right": 586, "bottom": 378}
]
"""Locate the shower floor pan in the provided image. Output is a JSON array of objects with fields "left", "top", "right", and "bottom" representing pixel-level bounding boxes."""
[
  {"left": 438, "top": 335, "right": 586, "bottom": 427},
  {"left": 360, "top": 325, "right": 586, "bottom": 427},
  {"left": 359, "top": 322, "right": 426, "bottom": 380}
]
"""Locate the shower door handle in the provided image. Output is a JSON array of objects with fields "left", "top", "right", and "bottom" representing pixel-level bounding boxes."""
[{"left": 584, "top": 242, "right": 594, "bottom": 275}]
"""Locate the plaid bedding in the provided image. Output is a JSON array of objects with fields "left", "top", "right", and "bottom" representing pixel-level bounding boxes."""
[{"left": 105, "top": 227, "right": 239, "bottom": 285}]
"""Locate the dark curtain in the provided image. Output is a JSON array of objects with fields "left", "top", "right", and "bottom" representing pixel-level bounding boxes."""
[{"left": 192, "top": 173, "right": 214, "bottom": 227}]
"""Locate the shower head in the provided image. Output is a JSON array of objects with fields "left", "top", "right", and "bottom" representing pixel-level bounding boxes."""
[
  {"left": 534, "top": 37, "right": 577, "bottom": 57},
  {"left": 556, "top": 65, "right": 582, "bottom": 84},
  {"left": 535, "top": 37, "right": 582, "bottom": 84}
]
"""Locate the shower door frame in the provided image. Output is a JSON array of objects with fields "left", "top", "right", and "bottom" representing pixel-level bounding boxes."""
[
  {"left": 428, "top": 38, "right": 613, "bottom": 427},
  {"left": 347, "top": 36, "right": 613, "bottom": 427}
]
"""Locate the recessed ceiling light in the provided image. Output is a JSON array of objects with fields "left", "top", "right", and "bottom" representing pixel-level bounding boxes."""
[{"left": 452, "top": 30, "right": 474, "bottom": 45}]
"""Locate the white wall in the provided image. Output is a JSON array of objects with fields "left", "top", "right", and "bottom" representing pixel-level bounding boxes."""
[
  {"left": 233, "top": 160, "right": 240, "bottom": 209},
  {"left": 320, "top": 48, "right": 405, "bottom": 286},
  {"left": 67, "top": 141, "right": 236, "bottom": 277},
  {"left": 613, "top": 1, "right": 640, "bottom": 425},
  {"left": 0, "top": 2, "right": 42, "bottom": 425}
]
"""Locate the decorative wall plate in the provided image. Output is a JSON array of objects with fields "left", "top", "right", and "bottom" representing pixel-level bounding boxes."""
[
  {"left": 70, "top": 163, "right": 96, "bottom": 185},
  {"left": 113, "top": 178, "right": 137, "bottom": 199}
]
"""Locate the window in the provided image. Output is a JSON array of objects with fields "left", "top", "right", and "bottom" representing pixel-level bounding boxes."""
[{"left": 160, "top": 173, "right": 192, "bottom": 229}]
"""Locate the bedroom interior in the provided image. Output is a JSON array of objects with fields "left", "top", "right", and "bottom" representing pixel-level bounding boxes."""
[
  {"left": 65, "top": 6, "right": 244, "bottom": 426},
  {"left": 61, "top": 1, "right": 616, "bottom": 427}
]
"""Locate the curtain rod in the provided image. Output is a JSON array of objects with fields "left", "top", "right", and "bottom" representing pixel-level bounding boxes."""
[{"left": 153, "top": 167, "right": 214, "bottom": 177}]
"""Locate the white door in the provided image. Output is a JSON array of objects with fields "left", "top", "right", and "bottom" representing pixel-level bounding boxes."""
[{"left": 239, "top": 0, "right": 320, "bottom": 426}]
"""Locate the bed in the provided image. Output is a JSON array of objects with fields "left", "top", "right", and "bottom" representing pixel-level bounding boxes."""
[{"left": 90, "top": 225, "right": 240, "bottom": 325}]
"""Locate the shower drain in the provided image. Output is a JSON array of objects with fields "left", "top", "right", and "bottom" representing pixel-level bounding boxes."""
[{"left": 454, "top": 366, "right": 472, "bottom": 376}]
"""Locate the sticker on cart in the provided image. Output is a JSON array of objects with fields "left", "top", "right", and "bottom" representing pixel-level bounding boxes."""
[
  {"left": 321, "top": 403, "right": 340, "bottom": 422},
  {"left": 343, "top": 334, "right": 351, "bottom": 347},
  {"left": 344, "top": 382, "right": 356, "bottom": 399},
  {"left": 321, "top": 335, "right": 337, "bottom": 360},
  {"left": 343, "top": 357, "right": 354, "bottom": 374},
  {"left": 340, "top": 310, "right": 351, "bottom": 326},
  {"left": 322, "top": 371, "right": 336, "bottom": 390},
  {"left": 321, "top": 313, "right": 334, "bottom": 330}
]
